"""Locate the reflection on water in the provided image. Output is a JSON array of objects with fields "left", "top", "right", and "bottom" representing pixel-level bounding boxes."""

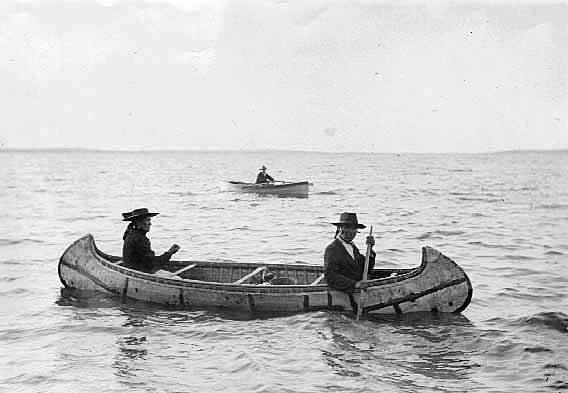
[
  {"left": 317, "top": 312, "right": 480, "bottom": 391},
  {"left": 113, "top": 313, "right": 149, "bottom": 382},
  {"left": 56, "top": 287, "right": 120, "bottom": 309}
]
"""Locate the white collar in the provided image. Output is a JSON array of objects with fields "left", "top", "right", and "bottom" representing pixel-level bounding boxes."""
[{"left": 338, "top": 237, "right": 355, "bottom": 258}]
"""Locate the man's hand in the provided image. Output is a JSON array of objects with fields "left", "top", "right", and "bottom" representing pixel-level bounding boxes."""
[
  {"left": 168, "top": 244, "right": 180, "bottom": 255},
  {"left": 366, "top": 234, "right": 375, "bottom": 247},
  {"left": 354, "top": 280, "right": 369, "bottom": 291}
]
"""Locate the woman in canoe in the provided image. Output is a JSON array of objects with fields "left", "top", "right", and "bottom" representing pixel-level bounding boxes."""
[
  {"left": 255, "top": 165, "right": 274, "bottom": 184},
  {"left": 324, "top": 212, "right": 375, "bottom": 293},
  {"left": 122, "top": 208, "right": 180, "bottom": 273}
]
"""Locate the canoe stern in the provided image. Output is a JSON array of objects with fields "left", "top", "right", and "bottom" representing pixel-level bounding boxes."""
[{"left": 360, "top": 246, "right": 472, "bottom": 315}]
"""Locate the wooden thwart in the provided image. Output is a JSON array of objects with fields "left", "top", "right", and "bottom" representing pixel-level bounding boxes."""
[
  {"left": 168, "top": 264, "right": 197, "bottom": 278},
  {"left": 233, "top": 266, "right": 267, "bottom": 284},
  {"left": 310, "top": 273, "right": 325, "bottom": 286}
]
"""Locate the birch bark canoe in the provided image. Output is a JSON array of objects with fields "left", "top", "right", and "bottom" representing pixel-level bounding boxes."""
[
  {"left": 58, "top": 234, "right": 473, "bottom": 316},
  {"left": 225, "top": 181, "right": 310, "bottom": 197}
]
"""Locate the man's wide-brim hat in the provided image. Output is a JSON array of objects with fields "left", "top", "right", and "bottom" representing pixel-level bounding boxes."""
[
  {"left": 260, "top": 165, "right": 267, "bottom": 170},
  {"left": 332, "top": 212, "right": 366, "bottom": 229},
  {"left": 122, "top": 208, "right": 159, "bottom": 222}
]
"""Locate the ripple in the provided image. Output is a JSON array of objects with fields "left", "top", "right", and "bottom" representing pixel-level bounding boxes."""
[
  {"left": 523, "top": 346, "right": 553, "bottom": 353},
  {"left": 0, "top": 238, "right": 44, "bottom": 246},
  {"left": 416, "top": 230, "right": 465, "bottom": 240},
  {"left": 457, "top": 197, "right": 505, "bottom": 203},
  {"left": 314, "top": 191, "right": 338, "bottom": 195},
  {"left": 522, "top": 312, "right": 568, "bottom": 334},
  {"left": 501, "top": 254, "right": 535, "bottom": 261},
  {"left": 467, "top": 241, "right": 518, "bottom": 250},
  {"left": 536, "top": 203, "right": 568, "bottom": 210}
]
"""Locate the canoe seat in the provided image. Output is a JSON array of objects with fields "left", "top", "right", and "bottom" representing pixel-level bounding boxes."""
[
  {"left": 168, "top": 264, "right": 197, "bottom": 278},
  {"left": 233, "top": 266, "right": 267, "bottom": 284},
  {"left": 310, "top": 273, "right": 326, "bottom": 286}
]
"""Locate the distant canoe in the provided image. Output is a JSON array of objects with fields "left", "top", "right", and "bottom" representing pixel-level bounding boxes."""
[
  {"left": 226, "top": 181, "right": 310, "bottom": 197},
  {"left": 58, "top": 234, "right": 472, "bottom": 316}
]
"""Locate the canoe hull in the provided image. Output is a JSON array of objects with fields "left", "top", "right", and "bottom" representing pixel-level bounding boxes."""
[
  {"left": 58, "top": 235, "right": 472, "bottom": 315},
  {"left": 226, "top": 181, "right": 309, "bottom": 197}
]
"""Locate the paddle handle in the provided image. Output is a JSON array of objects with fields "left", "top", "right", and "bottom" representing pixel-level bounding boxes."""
[{"left": 356, "top": 225, "right": 373, "bottom": 321}]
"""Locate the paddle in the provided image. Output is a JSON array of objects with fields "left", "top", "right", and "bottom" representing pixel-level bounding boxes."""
[{"left": 356, "top": 225, "right": 373, "bottom": 321}]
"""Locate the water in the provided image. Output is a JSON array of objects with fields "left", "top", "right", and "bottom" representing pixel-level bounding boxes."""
[{"left": 1, "top": 150, "right": 567, "bottom": 392}]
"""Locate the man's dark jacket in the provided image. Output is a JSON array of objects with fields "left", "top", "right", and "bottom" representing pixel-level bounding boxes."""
[
  {"left": 255, "top": 172, "right": 274, "bottom": 184},
  {"left": 324, "top": 238, "right": 375, "bottom": 292},
  {"left": 122, "top": 226, "right": 172, "bottom": 273}
]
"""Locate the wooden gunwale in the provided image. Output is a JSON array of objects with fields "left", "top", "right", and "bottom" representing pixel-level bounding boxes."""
[
  {"left": 61, "top": 235, "right": 329, "bottom": 293},
  {"left": 63, "top": 234, "right": 429, "bottom": 291}
]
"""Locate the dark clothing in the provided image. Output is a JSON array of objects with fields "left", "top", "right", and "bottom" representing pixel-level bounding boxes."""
[
  {"left": 122, "top": 226, "right": 172, "bottom": 273},
  {"left": 255, "top": 172, "right": 274, "bottom": 184},
  {"left": 324, "top": 238, "right": 376, "bottom": 293}
]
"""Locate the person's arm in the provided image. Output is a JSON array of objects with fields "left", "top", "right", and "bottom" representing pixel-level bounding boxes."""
[
  {"left": 139, "top": 237, "right": 176, "bottom": 271},
  {"left": 266, "top": 174, "right": 274, "bottom": 182}
]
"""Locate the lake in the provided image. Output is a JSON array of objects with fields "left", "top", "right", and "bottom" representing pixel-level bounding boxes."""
[{"left": 1, "top": 150, "right": 567, "bottom": 392}]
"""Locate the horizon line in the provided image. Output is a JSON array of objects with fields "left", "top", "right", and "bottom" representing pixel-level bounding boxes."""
[{"left": 1, "top": 147, "right": 567, "bottom": 155}]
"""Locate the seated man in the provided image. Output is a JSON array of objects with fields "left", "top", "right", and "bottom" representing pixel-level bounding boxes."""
[
  {"left": 324, "top": 212, "right": 375, "bottom": 292},
  {"left": 255, "top": 165, "right": 274, "bottom": 184},
  {"left": 122, "top": 208, "right": 180, "bottom": 273}
]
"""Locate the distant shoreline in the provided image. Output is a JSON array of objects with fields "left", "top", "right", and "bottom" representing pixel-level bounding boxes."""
[{"left": 1, "top": 147, "right": 567, "bottom": 154}]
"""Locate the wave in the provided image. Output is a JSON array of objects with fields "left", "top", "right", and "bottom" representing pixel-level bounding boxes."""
[
  {"left": 489, "top": 266, "right": 544, "bottom": 277},
  {"left": 447, "top": 168, "right": 473, "bottom": 172},
  {"left": 457, "top": 197, "right": 505, "bottom": 203},
  {"left": 227, "top": 226, "right": 251, "bottom": 231},
  {"left": 314, "top": 191, "right": 338, "bottom": 195},
  {"left": 537, "top": 203, "right": 568, "bottom": 210},
  {"left": 501, "top": 254, "right": 535, "bottom": 261},
  {"left": 518, "top": 312, "right": 568, "bottom": 334},
  {"left": 467, "top": 241, "right": 518, "bottom": 250},
  {"left": 384, "top": 248, "right": 405, "bottom": 254},
  {"left": 61, "top": 215, "right": 108, "bottom": 222},
  {"left": 416, "top": 230, "right": 465, "bottom": 240},
  {"left": 545, "top": 250, "right": 564, "bottom": 256},
  {"left": 0, "top": 288, "right": 31, "bottom": 296},
  {"left": 523, "top": 346, "right": 553, "bottom": 353},
  {"left": 0, "top": 238, "right": 44, "bottom": 246}
]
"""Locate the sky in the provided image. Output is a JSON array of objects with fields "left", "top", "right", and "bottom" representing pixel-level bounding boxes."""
[{"left": 1, "top": 0, "right": 566, "bottom": 153}]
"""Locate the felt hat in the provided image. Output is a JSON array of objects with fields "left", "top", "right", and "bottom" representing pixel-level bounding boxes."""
[
  {"left": 122, "top": 208, "right": 159, "bottom": 222},
  {"left": 332, "top": 212, "right": 366, "bottom": 229}
]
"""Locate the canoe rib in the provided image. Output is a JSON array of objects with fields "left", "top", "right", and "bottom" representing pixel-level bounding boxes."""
[{"left": 58, "top": 234, "right": 472, "bottom": 315}]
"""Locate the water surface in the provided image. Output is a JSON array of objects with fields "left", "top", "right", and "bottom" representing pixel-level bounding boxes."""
[{"left": 1, "top": 150, "right": 567, "bottom": 392}]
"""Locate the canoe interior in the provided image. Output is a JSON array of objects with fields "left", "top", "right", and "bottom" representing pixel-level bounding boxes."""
[{"left": 93, "top": 242, "right": 414, "bottom": 286}]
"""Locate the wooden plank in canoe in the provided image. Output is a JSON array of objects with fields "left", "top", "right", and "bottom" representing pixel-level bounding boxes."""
[
  {"left": 233, "top": 266, "right": 267, "bottom": 284},
  {"left": 169, "top": 264, "right": 197, "bottom": 278},
  {"left": 310, "top": 273, "right": 325, "bottom": 286}
]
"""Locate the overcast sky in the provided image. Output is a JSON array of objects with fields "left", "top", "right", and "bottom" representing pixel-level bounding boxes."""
[{"left": 1, "top": 0, "right": 566, "bottom": 153}]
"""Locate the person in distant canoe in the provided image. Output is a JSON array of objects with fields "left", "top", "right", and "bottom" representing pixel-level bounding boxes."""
[
  {"left": 255, "top": 165, "right": 274, "bottom": 184},
  {"left": 324, "top": 212, "right": 375, "bottom": 293},
  {"left": 122, "top": 208, "right": 180, "bottom": 273}
]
